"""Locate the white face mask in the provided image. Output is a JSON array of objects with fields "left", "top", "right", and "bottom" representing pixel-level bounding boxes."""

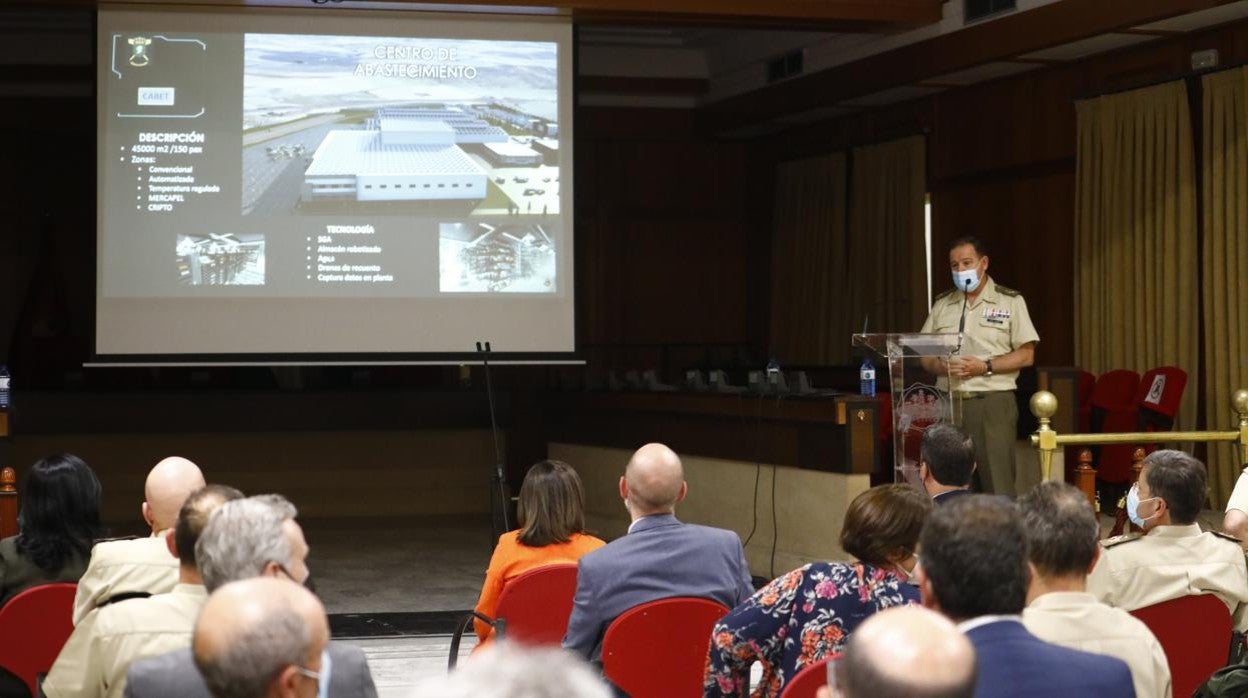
[{"left": 952, "top": 268, "right": 981, "bottom": 293}]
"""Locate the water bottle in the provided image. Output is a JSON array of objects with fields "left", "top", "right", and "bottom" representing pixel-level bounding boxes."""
[
  {"left": 0, "top": 365, "right": 9, "bottom": 410},
  {"left": 859, "top": 357, "right": 876, "bottom": 397}
]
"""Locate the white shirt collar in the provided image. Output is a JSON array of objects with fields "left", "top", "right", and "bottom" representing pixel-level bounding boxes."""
[{"left": 956, "top": 614, "right": 1022, "bottom": 633}]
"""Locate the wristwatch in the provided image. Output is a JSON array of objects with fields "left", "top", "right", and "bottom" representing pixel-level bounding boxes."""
[{"left": 985, "top": 359, "right": 994, "bottom": 376}]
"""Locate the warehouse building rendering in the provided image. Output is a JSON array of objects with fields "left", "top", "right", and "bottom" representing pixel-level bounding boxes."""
[{"left": 302, "top": 107, "right": 507, "bottom": 202}]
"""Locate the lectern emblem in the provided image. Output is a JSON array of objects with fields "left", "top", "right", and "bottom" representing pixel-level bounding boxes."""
[{"left": 128, "top": 37, "right": 152, "bottom": 67}]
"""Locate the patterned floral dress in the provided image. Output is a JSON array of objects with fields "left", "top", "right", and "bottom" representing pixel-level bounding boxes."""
[{"left": 703, "top": 561, "right": 919, "bottom": 698}]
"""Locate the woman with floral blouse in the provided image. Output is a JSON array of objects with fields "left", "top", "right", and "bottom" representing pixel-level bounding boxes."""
[{"left": 704, "top": 484, "right": 931, "bottom": 697}]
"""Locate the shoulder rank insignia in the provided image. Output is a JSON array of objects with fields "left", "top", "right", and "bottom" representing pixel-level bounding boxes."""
[
  {"left": 934, "top": 288, "right": 956, "bottom": 303},
  {"left": 995, "top": 284, "right": 1021, "bottom": 297},
  {"left": 1100, "top": 532, "right": 1143, "bottom": 548},
  {"left": 1211, "top": 530, "right": 1243, "bottom": 544}
]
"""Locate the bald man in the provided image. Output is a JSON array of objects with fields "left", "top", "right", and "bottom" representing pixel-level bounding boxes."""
[
  {"left": 821, "top": 606, "right": 975, "bottom": 698},
  {"left": 45, "top": 485, "right": 242, "bottom": 698},
  {"left": 193, "top": 577, "right": 329, "bottom": 698},
  {"left": 73, "top": 457, "right": 206, "bottom": 624},
  {"left": 562, "top": 443, "right": 753, "bottom": 662}
]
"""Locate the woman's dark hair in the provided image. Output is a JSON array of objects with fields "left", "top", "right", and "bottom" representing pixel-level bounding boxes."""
[
  {"left": 16, "top": 453, "right": 103, "bottom": 573},
  {"left": 840, "top": 484, "right": 932, "bottom": 568},
  {"left": 516, "top": 460, "right": 587, "bottom": 547}
]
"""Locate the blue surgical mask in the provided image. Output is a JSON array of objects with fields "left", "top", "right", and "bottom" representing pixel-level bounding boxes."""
[
  {"left": 952, "top": 268, "right": 981, "bottom": 293},
  {"left": 1126, "top": 484, "right": 1158, "bottom": 527}
]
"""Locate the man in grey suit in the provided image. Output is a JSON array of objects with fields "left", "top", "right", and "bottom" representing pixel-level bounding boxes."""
[
  {"left": 123, "top": 496, "right": 377, "bottom": 698},
  {"left": 562, "top": 442, "right": 754, "bottom": 662}
]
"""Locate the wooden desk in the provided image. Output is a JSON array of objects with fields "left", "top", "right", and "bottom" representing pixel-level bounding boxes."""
[{"left": 545, "top": 391, "right": 878, "bottom": 474}]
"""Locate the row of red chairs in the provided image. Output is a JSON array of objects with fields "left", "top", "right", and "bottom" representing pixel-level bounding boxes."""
[
  {"left": 1074, "top": 366, "right": 1188, "bottom": 484},
  {"left": 0, "top": 564, "right": 1230, "bottom": 697},
  {"left": 445, "top": 563, "right": 1232, "bottom": 697}
]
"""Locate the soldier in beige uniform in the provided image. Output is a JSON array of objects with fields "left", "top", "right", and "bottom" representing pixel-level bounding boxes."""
[
  {"left": 1087, "top": 450, "right": 1248, "bottom": 631},
  {"left": 44, "top": 485, "right": 243, "bottom": 698},
  {"left": 921, "top": 237, "right": 1039, "bottom": 497},
  {"left": 1019, "top": 481, "right": 1171, "bottom": 698},
  {"left": 73, "top": 457, "right": 205, "bottom": 624}
]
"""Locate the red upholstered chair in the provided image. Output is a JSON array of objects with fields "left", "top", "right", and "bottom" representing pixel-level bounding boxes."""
[
  {"left": 447, "top": 563, "right": 579, "bottom": 668},
  {"left": 1088, "top": 369, "right": 1141, "bottom": 484},
  {"left": 0, "top": 583, "right": 76, "bottom": 697},
  {"left": 780, "top": 654, "right": 840, "bottom": 698},
  {"left": 1129, "top": 594, "right": 1231, "bottom": 697},
  {"left": 601, "top": 597, "right": 729, "bottom": 698},
  {"left": 1065, "top": 370, "right": 1099, "bottom": 483},
  {"left": 1135, "top": 366, "right": 1188, "bottom": 431}
]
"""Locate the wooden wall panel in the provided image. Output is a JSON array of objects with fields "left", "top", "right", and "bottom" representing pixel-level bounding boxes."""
[{"left": 931, "top": 170, "right": 1076, "bottom": 366}]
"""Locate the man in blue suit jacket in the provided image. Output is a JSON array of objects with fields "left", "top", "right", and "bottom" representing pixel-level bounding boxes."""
[
  {"left": 562, "top": 443, "right": 754, "bottom": 662},
  {"left": 919, "top": 423, "right": 976, "bottom": 504},
  {"left": 918, "top": 495, "right": 1136, "bottom": 698}
]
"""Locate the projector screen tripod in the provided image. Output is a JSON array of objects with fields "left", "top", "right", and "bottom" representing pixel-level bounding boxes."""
[{"left": 476, "top": 341, "right": 512, "bottom": 545}]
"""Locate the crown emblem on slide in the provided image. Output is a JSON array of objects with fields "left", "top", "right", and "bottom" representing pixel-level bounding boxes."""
[{"left": 128, "top": 37, "right": 152, "bottom": 67}]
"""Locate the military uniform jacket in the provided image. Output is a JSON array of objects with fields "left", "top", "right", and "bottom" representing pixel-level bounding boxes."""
[
  {"left": 1087, "top": 524, "right": 1248, "bottom": 631},
  {"left": 920, "top": 277, "right": 1040, "bottom": 391},
  {"left": 44, "top": 582, "right": 207, "bottom": 698},
  {"left": 1023, "top": 591, "right": 1172, "bottom": 698},
  {"left": 73, "top": 533, "right": 179, "bottom": 625}
]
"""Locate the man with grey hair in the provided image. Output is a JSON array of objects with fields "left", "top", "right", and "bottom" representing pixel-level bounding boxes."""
[
  {"left": 1019, "top": 481, "right": 1171, "bottom": 698},
  {"left": 819, "top": 605, "right": 975, "bottom": 698},
  {"left": 124, "top": 495, "right": 376, "bottom": 698},
  {"left": 193, "top": 577, "right": 329, "bottom": 698},
  {"left": 1087, "top": 449, "right": 1248, "bottom": 631},
  {"left": 562, "top": 443, "right": 753, "bottom": 662},
  {"left": 45, "top": 484, "right": 243, "bottom": 698},
  {"left": 73, "top": 456, "right": 206, "bottom": 623},
  {"left": 414, "top": 644, "right": 612, "bottom": 698}
]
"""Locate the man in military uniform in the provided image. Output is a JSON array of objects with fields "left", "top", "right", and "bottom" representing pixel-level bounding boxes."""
[
  {"left": 43, "top": 485, "right": 243, "bottom": 698},
  {"left": 1019, "top": 481, "right": 1171, "bottom": 698},
  {"left": 1087, "top": 450, "right": 1248, "bottom": 631},
  {"left": 921, "top": 236, "right": 1039, "bottom": 497},
  {"left": 73, "top": 456, "right": 204, "bottom": 624}
]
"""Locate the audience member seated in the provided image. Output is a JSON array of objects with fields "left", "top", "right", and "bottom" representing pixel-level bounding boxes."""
[
  {"left": 1222, "top": 465, "right": 1248, "bottom": 548},
  {"left": 43, "top": 485, "right": 241, "bottom": 698},
  {"left": 473, "top": 460, "right": 605, "bottom": 647},
  {"left": 413, "top": 643, "right": 612, "bottom": 698},
  {"left": 74, "top": 457, "right": 205, "bottom": 624},
  {"left": 192, "top": 577, "right": 328, "bottom": 698},
  {"left": 562, "top": 443, "right": 753, "bottom": 663},
  {"left": 1087, "top": 449, "right": 1248, "bottom": 630},
  {"left": 123, "top": 494, "right": 377, "bottom": 698},
  {"left": 1019, "top": 481, "right": 1171, "bottom": 698},
  {"left": 919, "top": 495, "right": 1135, "bottom": 697},
  {"left": 918, "top": 423, "right": 975, "bottom": 504},
  {"left": 0, "top": 453, "right": 102, "bottom": 607},
  {"left": 704, "top": 484, "right": 930, "bottom": 697},
  {"left": 818, "top": 605, "right": 975, "bottom": 698}
]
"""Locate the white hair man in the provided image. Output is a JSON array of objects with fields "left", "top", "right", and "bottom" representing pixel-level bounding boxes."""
[
  {"left": 414, "top": 643, "right": 612, "bottom": 698},
  {"left": 123, "top": 496, "right": 377, "bottom": 698},
  {"left": 193, "top": 577, "right": 330, "bottom": 698},
  {"left": 73, "top": 456, "right": 205, "bottom": 624}
]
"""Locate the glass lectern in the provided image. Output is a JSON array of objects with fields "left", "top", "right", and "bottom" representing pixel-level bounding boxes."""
[{"left": 852, "top": 332, "right": 984, "bottom": 486}]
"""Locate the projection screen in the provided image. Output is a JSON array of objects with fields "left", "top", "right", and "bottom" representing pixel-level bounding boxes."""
[{"left": 96, "top": 7, "right": 575, "bottom": 362}]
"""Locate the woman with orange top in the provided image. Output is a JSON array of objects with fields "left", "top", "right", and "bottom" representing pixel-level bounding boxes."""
[{"left": 472, "top": 460, "right": 605, "bottom": 646}]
